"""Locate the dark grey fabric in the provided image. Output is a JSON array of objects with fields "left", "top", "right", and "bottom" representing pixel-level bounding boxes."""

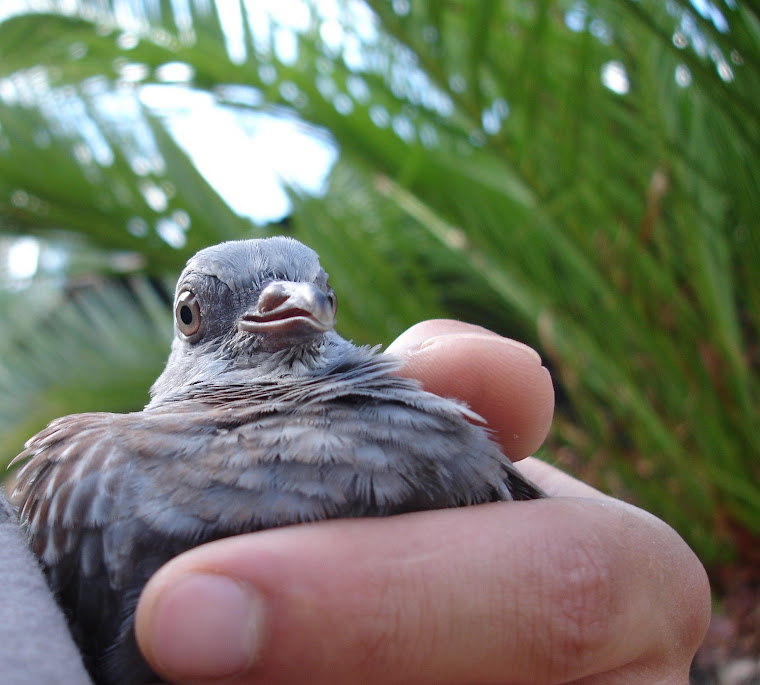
[{"left": 0, "top": 489, "right": 92, "bottom": 685}]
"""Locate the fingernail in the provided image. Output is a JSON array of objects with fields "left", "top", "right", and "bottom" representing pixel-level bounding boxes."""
[{"left": 150, "top": 573, "right": 266, "bottom": 679}]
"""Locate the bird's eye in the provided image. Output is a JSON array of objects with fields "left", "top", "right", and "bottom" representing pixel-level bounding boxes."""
[
  {"left": 326, "top": 289, "right": 337, "bottom": 314},
  {"left": 175, "top": 289, "right": 202, "bottom": 339}
]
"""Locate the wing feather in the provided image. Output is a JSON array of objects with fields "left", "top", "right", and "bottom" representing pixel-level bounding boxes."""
[{"left": 10, "top": 358, "right": 542, "bottom": 684}]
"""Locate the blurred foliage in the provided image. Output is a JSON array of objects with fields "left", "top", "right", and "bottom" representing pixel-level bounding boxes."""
[{"left": 0, "top": 0, "right": 758, "bottom": 563}]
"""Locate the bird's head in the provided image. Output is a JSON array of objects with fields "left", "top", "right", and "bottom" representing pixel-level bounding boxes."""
[{"left": 150, "top": 237, "right": 340, "bottom": 400}]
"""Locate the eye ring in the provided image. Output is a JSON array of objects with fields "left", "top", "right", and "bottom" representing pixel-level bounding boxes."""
[
  {"left": 326, "top": 288, "right": 337, "bottom": 315},
  {"left": 175, "top": 289, "right": 202, "bottom": 340}
]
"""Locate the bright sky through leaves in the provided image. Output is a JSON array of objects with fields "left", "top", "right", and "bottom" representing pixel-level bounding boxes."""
[{"left": 0, "top": 0, "right": 739, "bottom": 282}]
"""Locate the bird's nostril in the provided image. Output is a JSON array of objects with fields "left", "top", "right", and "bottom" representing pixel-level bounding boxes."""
[{"left": 258, "top": 284, "right": 290, "bottom": 313}]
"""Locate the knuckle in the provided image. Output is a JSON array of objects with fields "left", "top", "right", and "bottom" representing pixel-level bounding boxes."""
[
  {"left": 350, "top": 561, "right": 430, "bottom": 679},
  {"left": 542, "top": 532, "right": 622, "bottom": 669}
]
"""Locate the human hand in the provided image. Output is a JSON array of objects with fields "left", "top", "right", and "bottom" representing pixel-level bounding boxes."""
[{"left": 135, "top": 320, "right": 710, "bottom": 685}]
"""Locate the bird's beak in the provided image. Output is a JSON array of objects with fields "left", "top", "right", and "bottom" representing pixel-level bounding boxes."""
[{"left": 238, "top": 281, "right": 336, "bottom": 336}]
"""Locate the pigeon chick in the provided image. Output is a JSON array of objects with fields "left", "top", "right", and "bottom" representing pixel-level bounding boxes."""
[{"left": 11, "top": 237, "right": 544, "bottom": 685}]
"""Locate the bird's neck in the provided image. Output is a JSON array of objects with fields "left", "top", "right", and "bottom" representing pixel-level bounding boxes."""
[{"left": 146, "top": 335, "right": 397, "bottom": 408}]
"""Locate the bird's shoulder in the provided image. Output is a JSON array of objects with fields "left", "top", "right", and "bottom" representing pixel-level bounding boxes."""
[{"left": 11, "top": 412, "right": 141, "bottom": 563}]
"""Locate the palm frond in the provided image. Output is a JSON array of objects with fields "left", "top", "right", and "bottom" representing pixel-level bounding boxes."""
[
  {"left": 0, "top": 275, "right": 172, "bottom": 466},
  {"left": 0, "top": 0, "right": 757, "bottom": 561}
]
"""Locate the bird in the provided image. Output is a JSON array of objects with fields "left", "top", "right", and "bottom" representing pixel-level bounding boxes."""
[{"left": 10, "top": 236, "right": 545, "bottom": 685}]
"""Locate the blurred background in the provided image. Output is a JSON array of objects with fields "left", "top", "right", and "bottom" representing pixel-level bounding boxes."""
[{"left": 0, "top": 1, "right": 758, "bottom": 681}]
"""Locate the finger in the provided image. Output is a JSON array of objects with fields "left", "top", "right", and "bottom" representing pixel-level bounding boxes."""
[
  {"left": 515, "top": 457, "right": 614, "bottom": 499},
  {"left": 135, "top": 489, "right": 709, "bottom": 685},
  {"left": 387, "top": 320, "right": 554, "bottom": 459}
]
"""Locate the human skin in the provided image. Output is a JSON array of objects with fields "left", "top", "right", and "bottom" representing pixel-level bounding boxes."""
[{"left": 135, "top": 320, "right": 711, "bottom": 685}]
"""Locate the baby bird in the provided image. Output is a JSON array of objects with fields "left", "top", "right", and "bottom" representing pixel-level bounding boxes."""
[{"left": 11, "top": 237, "right": 544, "bottom": 684}]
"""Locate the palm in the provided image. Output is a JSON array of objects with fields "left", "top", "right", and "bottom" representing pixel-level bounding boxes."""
[{"left": 0, "top": 1, "right": 758, "bottom": 570}]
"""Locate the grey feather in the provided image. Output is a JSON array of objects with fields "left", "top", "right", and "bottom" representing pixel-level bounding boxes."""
[{"left": 10, "top": 236, "right": 544, "bottom": 685}]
